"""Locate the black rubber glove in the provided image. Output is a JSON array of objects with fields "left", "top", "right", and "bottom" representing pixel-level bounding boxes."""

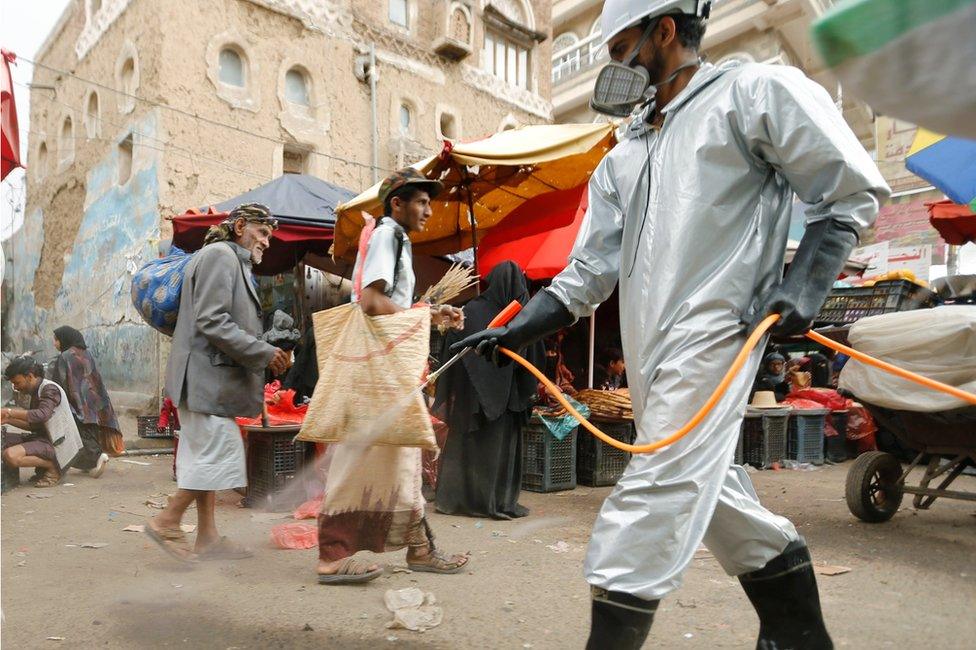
[
  {"left": 450, "top": 289, "right": 574, "bottom": 365},
  {"left": 749, "top": 219, "right": 858, "bottom": 337}
]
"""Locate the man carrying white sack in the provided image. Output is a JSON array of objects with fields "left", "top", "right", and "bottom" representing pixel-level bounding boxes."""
[{"left": 455, "top": 1, "right": 889, "bottom": 648}]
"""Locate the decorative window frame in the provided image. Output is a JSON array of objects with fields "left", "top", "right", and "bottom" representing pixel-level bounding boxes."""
[
  {"left": 390, "top": 94, "right": 425, "bottom": 140},
  {"left": 434, "top": 104, "right": 461, "bottom": 142},
  {"left": 206, "top": 30, "right": 260, "bottom": 113},
  {"left": 276, "top": 60, "right": 329, "bottom": 141},
  {"left": 114, "top": 40, "right": 139, "bottom": 115},
  {"left": 552, "top": 32, "right": 579, "bottom": 54},
  {"left": 58, "top": 112, "right": 76, "bottom": 169},
  {"left": 86, "top": 0, "right": 103, "bottom": 25},
  {"left": 83, "top": 89, "right": 101, "bottom": 139}
]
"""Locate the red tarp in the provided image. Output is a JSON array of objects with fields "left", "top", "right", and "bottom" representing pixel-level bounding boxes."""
[
  {"left": 1, "top": 49, "right": 23, "bottom": 180},
  {"left": 927, "top": 199, "right": 976, "bottom": 245},
  {"left": 171, "top": 208, "right": 334, "bottom": 275},
  {"left": 478, "top": 184, "right": 587, "bottom": 280}
]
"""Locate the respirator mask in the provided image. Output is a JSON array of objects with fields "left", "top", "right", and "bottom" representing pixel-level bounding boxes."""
[{"left": 590, "top": 17, "right": 701, "bottom": 117}]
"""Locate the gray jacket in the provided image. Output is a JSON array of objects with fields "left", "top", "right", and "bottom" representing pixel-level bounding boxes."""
[{"left": 165, "top": 241, "right": 276, "bottom": 417}]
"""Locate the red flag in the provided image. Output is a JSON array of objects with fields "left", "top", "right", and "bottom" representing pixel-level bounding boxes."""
[{"left": 2, "top": 49, "right": 23, "bottom": 180}]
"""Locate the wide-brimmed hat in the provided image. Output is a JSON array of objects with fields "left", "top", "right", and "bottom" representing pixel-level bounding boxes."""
[
  {"left": 378, "top": 168, "right": 444, "bottom": 205},
  {"left": 750, "top": 391, "right": 783, "bottom": 409}
]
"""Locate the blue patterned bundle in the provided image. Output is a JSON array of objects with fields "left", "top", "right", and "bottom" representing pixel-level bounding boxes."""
[{"left": 130, "top": 246, "right": 193, "bottom": 336}]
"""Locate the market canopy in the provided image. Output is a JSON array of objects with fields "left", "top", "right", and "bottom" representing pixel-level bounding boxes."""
[
  {"left": 171, "top": 173, "right": 355, "bottom": 275},
  {"left": 906, "top": 129, "right": 976, "bottom": 212},
  {"left": 927, "top": 199, "right": 976, "bottom": 246},
  {"left": 333, "top": 122, "right": 616, "bottom": 262}
]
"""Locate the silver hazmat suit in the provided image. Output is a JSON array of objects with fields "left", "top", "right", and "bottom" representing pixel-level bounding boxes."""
[{"left": 546, "top": 60, "right": 890, "bottom": 600}]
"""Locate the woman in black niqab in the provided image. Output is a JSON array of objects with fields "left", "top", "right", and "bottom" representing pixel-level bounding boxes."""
[{"left": 433, "top": 261, "right": 544, "bottom": 519}]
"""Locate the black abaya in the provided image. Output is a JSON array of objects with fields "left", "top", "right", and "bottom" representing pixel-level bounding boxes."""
[{"left": 434, "top": 262, "right": 544, "bottom": 519}]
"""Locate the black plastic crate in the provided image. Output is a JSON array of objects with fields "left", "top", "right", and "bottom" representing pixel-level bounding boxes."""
[
  {"left": 577, "top": 420, "right": 634, "bottom": 487},
  {"left": 245, "top": 429, "right": 314, "bottom": 511},
  {"left": 825, "top": 410, "right": 849, "bottom": 462},
  {"left": 741, "top": 408, "right": 789, "bottom": 469},
  {"left": 522, "top": 418, "right": 577, "bottom": 493},
  {"left": 137, "top": 415, "right": 176, "bottom": 439},
  {"left": 787, "top": 409, "right": 828, "bottom": 465},
  {"left": 815, "top": 280, "right": 938, "bottom": 326},
  {"left": 734, "top": 427, "right": 745, "bottom": 465}
]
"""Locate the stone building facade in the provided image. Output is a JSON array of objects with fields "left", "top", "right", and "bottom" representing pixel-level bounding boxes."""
[{"left": 6, "top": 0, "right": 552, "bottom": 415}]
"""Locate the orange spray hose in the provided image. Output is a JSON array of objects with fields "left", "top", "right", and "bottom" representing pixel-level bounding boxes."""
[{"left": 499, "top": 314, "right": 976, "bottom": 455}]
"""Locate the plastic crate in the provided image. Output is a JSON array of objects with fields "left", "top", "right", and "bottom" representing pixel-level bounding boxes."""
[
  {"left": 815, "top": 280, "right": 938, "bottom": 326},
  {"left": 787, "top": 409, "right": 829, "bottom": 465},
  {"left": 741, "top": 408, "right": 789, "bottom": 469},
  {"left": 577, "top": 420, "right": 634, "bottom": 487},
  {"left": 825, "top": 410, "right": 849, "bottom": 462},
  {"left": 245, "top": 429, "right": 315, "bottom": 511},
  {"left": 137, "top": 415, "right": 176, "bottom": 438},
  {"left": 734, "top": 427, "right": 745, "bottom": 466},
  {"left": 522, "top": 418, "right": 577, "bottom": 493}
]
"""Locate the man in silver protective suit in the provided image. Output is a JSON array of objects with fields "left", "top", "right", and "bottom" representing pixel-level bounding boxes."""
[{"left": 454, "top": 1, "right": 890, "bottom": 648}]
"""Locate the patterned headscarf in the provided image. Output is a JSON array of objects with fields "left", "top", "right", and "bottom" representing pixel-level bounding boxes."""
[{"left": 204, "top": 203, "right": 278, "bottom": 245}]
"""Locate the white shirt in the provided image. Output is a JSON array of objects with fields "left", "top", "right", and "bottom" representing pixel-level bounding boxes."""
[{"left": 351, "top": 219, "right": 416, "bottom": 310}]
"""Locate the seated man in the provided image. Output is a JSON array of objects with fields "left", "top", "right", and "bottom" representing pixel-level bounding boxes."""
[{"left": 1, "top": 356, "right": 83, "bottom": 487}]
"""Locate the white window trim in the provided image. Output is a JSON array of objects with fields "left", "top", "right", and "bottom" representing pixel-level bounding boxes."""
[
  {"left": 114, "top": 40, "right": 139, "bottom": 115},
  {"left": 390, "top": 94, "right": 425, "bottom": 140},
  {"left": 434, "top": 104, "right": 461, "bottom": 142},
  {"left": 205, "top": 30, "right": 260, "bottom": 113},
  {"left": 83, "top": 89, "right": 101, "bottom": 139},
  {"left": 276, "top": 59, "right": 330, "bottom": 141},
  {"left": 58, "top": 112, "right": 75, "bottom": 169}
]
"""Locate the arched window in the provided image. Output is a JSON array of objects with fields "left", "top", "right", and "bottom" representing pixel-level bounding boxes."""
[
  {"left": 120, "top": 57, "right": 135, "bottom": 94},
  {"left": 37, "top": 141, "right": 49, "bottom": 178},
  {"left": 439, "top": 111, "right": 458, "bottom": 140},
  {"left": 552, "top": 32, "right": 580, "bottom": 83},
  {"left": 60, "top": 116, "right": 74, "bottom": 166},
  {"left": 219, "top": 48, "right": 245, "bottom": 87},
  {"left": 399, "top": 104, "right": 412, "bottom": 135},
  {"left": 84, "top": 91, "right": 100, "bottom": 139},
  {"left": 284, "top": 68, "right": 309, "bottom": 106}
]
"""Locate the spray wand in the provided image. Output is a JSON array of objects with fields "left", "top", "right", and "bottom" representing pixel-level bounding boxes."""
[{"left": 420, "top": 299, "right": 524, "bottom": 392}]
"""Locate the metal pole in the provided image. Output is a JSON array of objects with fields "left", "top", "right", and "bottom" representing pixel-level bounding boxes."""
[
  {"left": 588, "top": 307, "right": 596, "bottom": 389},
  {"left": 462, "top": 168, "right": 480, "bottom": 291},
  {"left": 369, "top": 43, "right": 379, "bottom": 185}
]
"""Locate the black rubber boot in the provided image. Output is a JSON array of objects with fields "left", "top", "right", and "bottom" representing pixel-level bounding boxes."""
[
  {"left": 585, "top": 587, "right": 658, "bottom": 650},
  {"left": 739, "top": 538, "right": 833, "bottom": 650}
]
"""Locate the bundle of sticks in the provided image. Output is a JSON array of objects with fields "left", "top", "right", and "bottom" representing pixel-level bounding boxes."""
[
  {"left": 573, "top": 388, "right": 633, "bottom": 422},
  {"left": 420, "top": 263, "right": 479, "bottom": 306}
]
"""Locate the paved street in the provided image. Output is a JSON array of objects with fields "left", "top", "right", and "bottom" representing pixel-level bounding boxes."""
[{"left": 2, "top": 456, "right": 975, "bottom": 649}]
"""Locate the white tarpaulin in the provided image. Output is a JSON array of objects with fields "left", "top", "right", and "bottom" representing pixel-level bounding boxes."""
[{"left": 839, "top": 306, "right": 976, "bottom": 412}]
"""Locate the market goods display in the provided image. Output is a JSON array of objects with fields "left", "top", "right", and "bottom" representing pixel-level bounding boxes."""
[{"left": 573, "top": 388, "right": 633, "bottom": 422}]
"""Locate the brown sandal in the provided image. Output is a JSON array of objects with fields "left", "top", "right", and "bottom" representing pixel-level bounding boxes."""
[
  {"left": 407, "top": 549, "right": 469, "bottom": 574},
  {"left": 317, "top": 557, "right": 384, "bottom": 584},
  {"left": 144, "top": 523, "right": 197, "bottom": 563}
]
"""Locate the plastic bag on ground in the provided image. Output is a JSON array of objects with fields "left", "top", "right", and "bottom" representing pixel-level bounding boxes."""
[
  {"left": 292, "top": 498, "right": 322, "bottom": 520},
  {"left": 270, "top": 522, "right": 317, "bottom": 549}
]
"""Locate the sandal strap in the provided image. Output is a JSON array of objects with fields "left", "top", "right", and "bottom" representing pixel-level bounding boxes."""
[{"left": 336, "top": 557, "right": 378, "bottom": 576}]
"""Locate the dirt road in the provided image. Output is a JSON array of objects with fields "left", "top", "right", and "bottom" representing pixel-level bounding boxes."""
[{"left": 2, "top": 457, "right": 974, "bottom": 648}]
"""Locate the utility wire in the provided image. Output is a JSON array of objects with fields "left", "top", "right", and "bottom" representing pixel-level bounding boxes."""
[{"left": 18, "top": 54, "right": 392, "bottom": 175}]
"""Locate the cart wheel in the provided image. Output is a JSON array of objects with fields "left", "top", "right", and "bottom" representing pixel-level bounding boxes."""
[{"left": 846, "top": 451, "right": 904, "bottom": 523}]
